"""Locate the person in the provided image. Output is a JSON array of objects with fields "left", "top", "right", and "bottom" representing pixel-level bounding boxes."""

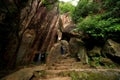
[
  {"left": 41, "top": 53, "right": 46, "bottom": 63},
  {"left": 37, "top": 53, "right": 41, "bottom": 63},
  {"left": 61, "top": 45, "right": 65, "bottom": 55},
  {"left": 33, "top": 51, "right": 41, "bottom": 64},
  {"left": 35, "top": 51, "right": 46, "bottom": 64}
]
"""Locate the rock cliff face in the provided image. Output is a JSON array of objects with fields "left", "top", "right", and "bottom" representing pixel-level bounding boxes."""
[
  {"left": 0, "top": 0, "right": 59, "bottom": 68},
  {"left": 1, "top": 0, "right": 120, "bottom": 70}
]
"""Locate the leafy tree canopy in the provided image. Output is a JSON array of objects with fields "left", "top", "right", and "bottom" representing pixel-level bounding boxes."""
[
  {"left": 59, "top": 1, "right": 75, "bottom": 14},
  {"left": 72, "top": 0, "right": 120, "bottom": 42}
]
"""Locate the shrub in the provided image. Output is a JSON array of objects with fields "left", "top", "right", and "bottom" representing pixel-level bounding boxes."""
[
  {"left": 72, "top": 0, "right": 100, "bottom": 23},
  {"left": 59, "top": 2, "right": 75, "bottom": 15},
  {"left": 76, "top": 15, "right": 120, "bottom": 40},
  {"left": 72, "top": 0, "right": 120, "bottom": 42}
]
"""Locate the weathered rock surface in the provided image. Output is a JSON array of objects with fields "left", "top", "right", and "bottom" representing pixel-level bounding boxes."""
[
  {"left": 88, "top": 46, "right": 102, "bottom": 57},
  {"left": 103, "top": 39, "right": 120, "bottom": 57},
  {"left": 69, "top": 38, "right": 84, "bottom": 55},
  {"left": 102, "top": 39, "right": 120, "bottom": 63},
  {"left": 0, "top": 0, "right": 60, "bottom": 68},
  {"left": 46, "top": 42, "right": 62, "bottom": 66},
  {"left": 69, "top": 38, "right": 88, "bottom": 64},
  {"left": 60, "top": 13, "right": 82, "bottom": 39},
  {"left": 60, "top": 13, "right": 73, "bottom": 29},
  {"left": 1, "top": 65, "right": 47, "bottom": 80},
  {"left": 100, "top": 57, "right": 115, "bottom": 66},
  {"left": 61, "top": 40, "right": 70, "bottom": 54},
  {"left": 77, "top": 46, "right": 88, "bottom": 64},
  {"left": 47, "top": 40, "right": 70, "bottom": 66}
]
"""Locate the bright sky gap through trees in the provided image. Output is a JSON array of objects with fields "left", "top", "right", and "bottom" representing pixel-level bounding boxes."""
[{"left": 59, "top": 0, "right": 79, "bottom": 6}]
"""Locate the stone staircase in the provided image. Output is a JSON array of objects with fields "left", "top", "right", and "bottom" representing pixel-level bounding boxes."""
[
  {"left": 48, "top": 57, "right": 76, "bottom": 70},
  {"left": 30, "top": 57, "right": 91, "bottom": 80},
  {"left": 1, "top": 56, "right": 120, "bottom": 80},
  {"left": 31, "top": 56, "right": 120, "bottom": 80},
  {"left": 32, "top": 57, "right": 76, "bottom": 80}
]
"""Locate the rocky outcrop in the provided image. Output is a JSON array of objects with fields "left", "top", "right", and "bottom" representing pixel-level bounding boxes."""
[
  {"left": 88, "top": 46, "right": 102, "bottom": 57},
  {"left": 77, "top": 46, "right": 88, "bottom": 64},
  {"left": 69, "top": 38, "right": 88, "bottom": 64},
  {"left": 0, "top": 0, "right": 60, "bottom": 68},
  {"left": 102, "top": 39, "right": 120, "bottom": 64},
  {"left": 100, "top": 58, "right": 115, "bottom": 66},
  {"left": 60, "top": 12, "right": 73, "bottom": 29},
  {"left": 60, "top": 13, "right": 87, "bottom": 42},
  {"left": 1, "top": 65, "right": 47, "bottom": 80},
  {"left": 47, "top": 40, "right": 70, "bottom": 66},
  {"left": 60, "top": 13, "right": 76, "bottom": 33},
  {"left": 61, "top": 40, "right": 70, "bottom": 54},
  {"left": 16, "top": 5, "right": 59, "bottom": 65},
  {"left": 46, "top": 42, "right": 62, "bottom": 66}
]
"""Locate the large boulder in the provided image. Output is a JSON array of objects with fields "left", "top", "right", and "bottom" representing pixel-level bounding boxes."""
[
  {"left": 0, "top": 65, "right": 46, "bottom": 80},
  {"left": 63, "top": 24, "right": 76, "bottom": 33},
  {"left": 102, "top": 39, "right": 120, "bottom": 63},
  {"left": 46, "top": 40, "right": 70, "bottom": 66},
  {"left": 46, "top": 43, "right": 61, "bottom": 66},
  {"left": 1, "top": 68, "right": 33, "bottom": 80},
  {"left": 100, "top": 58, "right": 115, "bottom": 66},
  {"left": 88, "top": 46, "right": 102, "bottom": 57},
  {"left": 69, "top": 38, "right": 88, "bottom": 64},
  {"left": 61, "top": 40, "right": 70, "bottom": 54},
  {"left": 60, "top": 13, "right": 81, "bottom": 37},
  {"left": 60, "top": 13, "right": 87, "bottom": 42},
  {"left": 77, "top": 46, "right": 88, "bottom": 64}
]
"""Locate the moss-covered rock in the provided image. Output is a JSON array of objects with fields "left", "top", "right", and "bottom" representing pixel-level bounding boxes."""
[
  {"left": 102, "top": 39, "right": 120, "bottom": 64},
  {"left": 69, "top": 38, "right": 88, "bottom": 64},
  {"left": 88, "top": 46, "right": 102, "bottom": 57}
]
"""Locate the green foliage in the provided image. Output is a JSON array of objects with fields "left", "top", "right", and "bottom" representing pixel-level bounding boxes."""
[
  {"left": 76, "top": 15, "right": 120, "bottom": 39},
  {"left": 72, "top": 0, "right": 100, "bottom": 23},
  {"left": 88, "top": 56, "right": 101, "bottom": 67},
  {"left": 104, "top": 64, "right": 116, "bottom": 69},
  {"left": 72, "top": 0, "right": 120, "bottom": 42},
  {"left": 42, "top": 0, "right": 58, "bottom": 5},
  {"left": 88, "top": 56, "right": 118, "bottom": 68},
  {"left": 69, "top": 71, "right": 120, "bottom": 80},
  {"left": 58, "top": 71, "right": 70, "bottom": 77},
  {"left": 70, "top": 71, "right": 80, "bottom": 80},
  {"left": 39, "top": 70, "right": 47, "bottom": 78},
  {"left": 42, "top": 0, "right": 58, "bottom": 10},
  {"left": 59, "top": 2, "right": 75, "bottom": 14},
  {"left": 101, "top": 0, "right": 120, "bottom": 19},
  {"left": 42, "top": 0, "right": 52, "bottom": 10}
]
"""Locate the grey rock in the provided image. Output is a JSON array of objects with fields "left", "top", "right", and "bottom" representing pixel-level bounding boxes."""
[{"left": 69, "top": 38, "right": 88, "bottom": 64}]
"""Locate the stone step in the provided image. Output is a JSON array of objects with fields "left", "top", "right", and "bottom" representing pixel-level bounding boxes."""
[
  {"left": 40, "top": 77, "right": 71, "bottom": 80},
  {"left": 55, "top": 66, "right": 70, "bottom": 70},
  {"left": 57, "top": 58, "right": 76, "bottom": 64},
  {"left": 39, "top": 68, "right": 120, "bottom": 80},
  {"left": 46, "top": 69, "right": 120, "bottom": 74},
  {"left": 53, "top": 62, "right": 73, "bottom": 67},
  {"left": 48, "top": 65, "right": 70, "bottom": 70}
]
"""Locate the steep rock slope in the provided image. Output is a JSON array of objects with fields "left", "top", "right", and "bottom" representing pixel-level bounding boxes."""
[{"left": 0, "top": 0, "right": 59, "bottom": 68}]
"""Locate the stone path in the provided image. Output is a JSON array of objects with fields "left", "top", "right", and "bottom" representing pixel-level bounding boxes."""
[{"left": 1, "top": 57, "right": 120, "bottom": 80}]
